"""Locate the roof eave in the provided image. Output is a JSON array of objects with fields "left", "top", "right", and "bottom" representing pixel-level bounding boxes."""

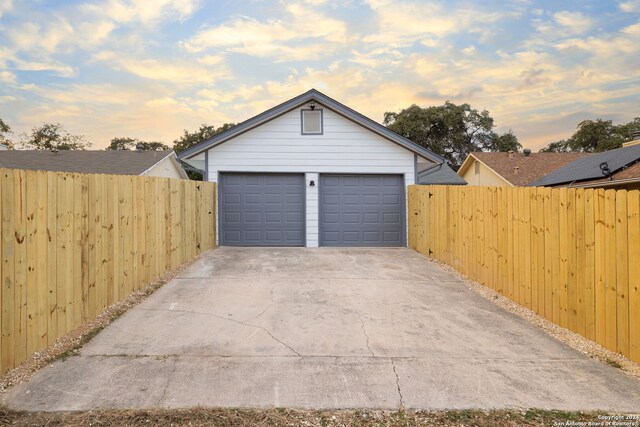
[
  {"left": 139, "top": 151, "right": 188, "bottom": 179},
  {"left": 457, "top": 153, "right": 477, "bottom": 177},
  {"left": 569, "top": 177, "right": 640, "bottom": 188},
  {"left": 461, "top": 153, "right": 515, "bottom": 186}
]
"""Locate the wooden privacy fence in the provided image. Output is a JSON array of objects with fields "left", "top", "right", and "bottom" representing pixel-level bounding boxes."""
[
  {"left": 0, "top": 169, "right": 216, "bottom": 374},
  {"left": 408, "top": 185, "right": 640, "bottom": 364}
]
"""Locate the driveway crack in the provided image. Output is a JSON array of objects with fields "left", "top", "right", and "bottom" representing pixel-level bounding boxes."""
[
  {"left": 140, "top": 308, "right": 301, "bottom": 357},
  {"left": 391, "top": 359, "right": 404, "bottom": 409},
  {"left": 243, "top": 304, "right": 273, "bottom": 323},
  {"left": 157, "top": 357, "right": 177, "bottom": 406},
  {"left": 359, "top": 317, "right": 375, "bottom": 357}
]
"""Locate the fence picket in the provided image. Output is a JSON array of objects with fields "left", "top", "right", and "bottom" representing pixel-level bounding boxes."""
[
  {"left": 409, "top": 185, "right": 639, "bottom": 364},
  {"left": 0, "top": 169, "right": 216, "bottom": 374}
]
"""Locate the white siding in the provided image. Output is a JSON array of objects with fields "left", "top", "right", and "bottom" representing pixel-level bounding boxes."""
[
  {"left": 143, "top": 156, "right": 187, "bottom": 179},
  {"left": 206, "top": 105, "right": 418, "bottom": 186},
  {"left": 205, "top": 103, "right": 430, "bottom": 246},
  {"left": 305, "top": 173, "right": 319, "bottom": 247}
]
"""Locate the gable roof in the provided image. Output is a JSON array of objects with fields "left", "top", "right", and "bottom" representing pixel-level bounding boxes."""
[
  {"left": 529, "top": 144, "right": 640, "bottom": 187},
  {"left": 0, "top": 150, "right": 186, "bottom": 177},
  {"left": 177, "top": 88, "right": 445, "bottom": 164},
  {"left": 417, "top": 163, "right": 467, "bottom": 185},
  {"left": 459, "top": 151, "right": 590, "bottom": 186}
]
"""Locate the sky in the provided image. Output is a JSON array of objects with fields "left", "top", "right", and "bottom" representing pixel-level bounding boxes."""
[{"left": 0, "top": 0, "right": 639, "bottom": 151}]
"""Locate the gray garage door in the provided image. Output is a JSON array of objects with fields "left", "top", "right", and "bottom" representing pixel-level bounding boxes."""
[
  {"left": 320, "top": 174, "right": 405, "bottom": 247},
  {"left": 219, "top": 173, "right": 305, "bottom": 246}
]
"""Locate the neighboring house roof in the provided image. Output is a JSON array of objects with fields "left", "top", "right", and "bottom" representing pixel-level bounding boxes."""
[
  {"left": 459, "top": 151, "right": 590, "bottom": 186},
  {"left": 177, "top": 88, "right": 446, "bottom": 164},
  {"left": 0, "top": 150, "right": 187, "bottom": 178},
  {"left": 417, "top": 163, "right": 467, "bottom": 185},
  {"left": 529, "top": 144, "right": 640, "bottom": 187}
]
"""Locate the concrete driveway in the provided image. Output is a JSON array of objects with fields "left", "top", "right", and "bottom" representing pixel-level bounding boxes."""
[{"left": 5, "top": 247, "right": 640, "bottom": 411}]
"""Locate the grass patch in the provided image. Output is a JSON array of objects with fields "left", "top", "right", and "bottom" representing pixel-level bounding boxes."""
[{"left": 0, "top": 407, "right": 612, "bottom": 427}]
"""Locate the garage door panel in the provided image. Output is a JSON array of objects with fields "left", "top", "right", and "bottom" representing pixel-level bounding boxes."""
[
  {"left": 343, "top": 231, "right": 360, "bottom": 242},
  {"left": 342, "top": 213, "right": 359, "bottom": 223},
  {"left": 383, "top": 194, "right": 399, "bottom": 204},
  {"left": 220, "top": 173, "right": 305, "bottom": 246},
  {"left": 265, "top": 212, "right": 282, "bottom": 223},
  {"left": 384, "top": 231, "right": 400, "bottom": 241},
  {"left": 286, "top": 230, "right": 304, "bottom": 240},
  {"left": 223, "top": 193, "right": 241, "bottom": 204},
  {"left": 223, "top": 230, "right": 241, "bottom": 241},
  {"left": 363, "top": 176, "right": 381, "bottom": 186},
  {"left": 244, "top": 212, "right": 262, "bottom": 223},
  {"left": 363, "top": 213, "right": 379, "bottom": 224},
  {"left": 363, "top": 231, "right": 380, "bottom": 241},
  {"left": 323, "top": 194, "right": 340, "bottom": 205},
  {"left": 363, "top": 194, "right": 379, "bottom": 205},
  {"left": 224, "top": 212, "right": 241, "bottom": 222},
  {"left": 320, "top": 174, "right": 404, "bottom": 247},
  {"left": 344, "top": 195, "right": 361, "bottom": 205},
  {"left": 383, "top": 212, "right": 399, "bottom": 223}
]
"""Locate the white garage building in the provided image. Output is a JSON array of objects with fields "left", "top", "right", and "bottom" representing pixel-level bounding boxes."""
[{"left": 179, "top": 89, "right": 446, "bottom": 247}]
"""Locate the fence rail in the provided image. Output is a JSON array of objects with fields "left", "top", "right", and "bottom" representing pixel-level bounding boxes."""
[
  {"left": 408, "top": 185, "right": 640, "bottom": 364},
  {"left": 0, "top": 169, "right": 216, "bottom": 373}
]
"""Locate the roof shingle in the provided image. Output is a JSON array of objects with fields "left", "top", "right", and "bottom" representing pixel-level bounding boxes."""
[
  {"left": 0, "top": 150, "right": 176, "bottom": 176},
  {"left": 470, "top": 152, "right": 591, "bottom": 186}
]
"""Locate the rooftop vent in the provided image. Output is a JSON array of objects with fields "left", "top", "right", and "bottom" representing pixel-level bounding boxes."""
[
  {"left": 508, "top": 150, "right": 514, "bottom": 158},
  {"left": 136, "top": 143, "right": 145, "bottom": 151},
  {"left": 600, "top": 161, "right": 611, "bottom": 180},
  {"left": 514, "top": 166, "right": 520, "bottom": 175},
  {"left": 523, "top": 148, "right": 531, "bottom": 157}
]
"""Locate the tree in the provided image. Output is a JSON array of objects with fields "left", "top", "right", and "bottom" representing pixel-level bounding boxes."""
[
  {"left": 173, "top": 123, "right": 235, "bottom": 153},
  {"left": 383, "top": 102, "right": 519, "bottom": 170},
  {"left": 539, "top": 117, "right": 640, "bottom": 153},
  {"left": 0, "top": 118, "right": 14, "bottom": 149},
  {"left": 139, "top": 141, "right": 170, "bottom": 151},
  {"left": 108, "top": 137, "right": 169, "bottom": 151},
  {"left": 490, "top": 130, "right": 521, "bottom": 153},
  {"left": 21, "top": 123, "right": 91, "bottom": 150},
  {"left": 612, "top": 117, "right": 640, "bottom": 143},
  {"left": 107, "top": 137, "right": 137, "bottom": 150},
  {"left": 539, "top": 140, "right": 570, "bottom": 153}
]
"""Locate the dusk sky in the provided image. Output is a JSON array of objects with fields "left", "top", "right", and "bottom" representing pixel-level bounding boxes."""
[{"left": 0, "top": 0, "right": 638, "bottom": 151}]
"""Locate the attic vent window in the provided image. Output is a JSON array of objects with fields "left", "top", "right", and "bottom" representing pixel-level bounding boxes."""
[{"left": 301, "top": 109, "right": 323, "bottom": 135}]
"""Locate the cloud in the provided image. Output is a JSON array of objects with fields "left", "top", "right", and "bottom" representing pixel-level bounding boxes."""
[
  {"left": 93, "top": 51, "right": 230, "bottom": 84},
  {"left": 0, "top": 70, "right": 16, "bottom": 84},
  {"left": 619, "top": 0, "right": 640, "bottom": 12},
  {"left": 0, "top": 0, "right": 12, "bottom": 17},
  {"left": 182, "top": 3, "right": 348, "bottom": 62},
  {"left": 81, "top": 0, "right": 200, "bottom": 26},
  {"left": 553, "top": 11, "right": 593, "bottom": 34},
  {"left": 31, "top": 83, "right": 147, "bottom": 106},
  {"left": 362, "top": 0, "right": 507, "bottom": 47}
]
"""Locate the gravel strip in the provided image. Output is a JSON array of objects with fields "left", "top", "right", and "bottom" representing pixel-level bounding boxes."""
[
  {"left": 431, "top": 259, "right": 640, "bottom": 380},
  {"left": 0, "top": 407, "right": 611, "bottom": 427},
  {"left": 0, "top": 256, "right": 201, "bottom": 394}
]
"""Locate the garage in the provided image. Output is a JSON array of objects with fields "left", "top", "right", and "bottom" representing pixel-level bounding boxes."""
[
  {"left": 320, "top": 174, "right": 405, "bottom": 247},
  {"left": 179, "top": 89, "right": 449, "bottom": 247},
  {"left": 219, "top": 173, "right": 305, "bottom": 246}
]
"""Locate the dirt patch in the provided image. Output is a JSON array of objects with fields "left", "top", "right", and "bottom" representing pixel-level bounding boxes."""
[
  {"left": 431, "top": 260, "right": 640, "bottom": 380},
  {"left": 0, "top": 255, "right": 202, "bottom": 394},
  {"left": 0, "top": 407, "right": 612, "bottom": 427}
]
